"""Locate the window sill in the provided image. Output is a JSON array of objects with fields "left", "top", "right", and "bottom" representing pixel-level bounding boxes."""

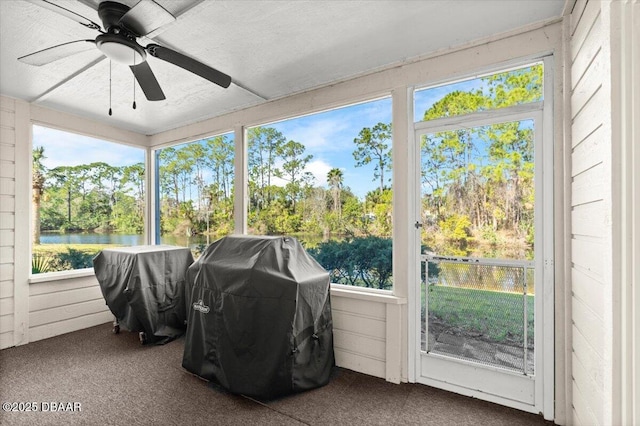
[
  {"left": 27, "top": 271, "right": 406, "bottom": 307},
  {"left": 29, "top": 268, "right": 95, "bottom": 284},
  {"left": 330, "top": 284, "right": 406, "bottom": 304}
]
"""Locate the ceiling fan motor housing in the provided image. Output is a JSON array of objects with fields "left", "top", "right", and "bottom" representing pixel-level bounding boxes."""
[
  {"left": 96, "top": 2, "right": 146, "bottom": 65},
  {"left": 98, "top": 1, "right": 131, "bottom": 34}
]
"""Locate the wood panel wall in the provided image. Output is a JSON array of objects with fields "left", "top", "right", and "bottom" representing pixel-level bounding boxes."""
[
  {"left": 0, "top": 96, "right": 16, "bottom": 349},
  {"left": 569, "top": 1, "right": 609, "bottom": 424}
]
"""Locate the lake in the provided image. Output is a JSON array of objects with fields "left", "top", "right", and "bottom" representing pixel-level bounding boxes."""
[{"left": 39, "top": 232, "right": 210, "bottom": 248}]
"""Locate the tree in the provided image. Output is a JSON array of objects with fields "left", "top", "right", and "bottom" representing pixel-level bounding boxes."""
[
  {"left": 248, "top": 127, "right": 285, "bottom": 210},
  {"left": 158, "top": 147, "right": 180, "bottom": 208},
  {"left": 120, "top": 162, "right": 145, "bottom": 232},
  {"left": 182, "top": 143, "right": 207, "bottom": 210},
  {"left": 353, "top": 122, "right": 392, "bottom": 193},
  {"left": 327, "top": 167, "right": 343, "bottom": 215},
  {"left": 32, "top": 146, "right": 46, "bottom": 244},
  {"left": 275, "top": 139, "right": 313, "bottom": 214},
  {"left": 206, "top": 135, "right": 234, "bottom": 200},
  {"left": 48, "top": 165, "right": 80, "bottom": 227}
]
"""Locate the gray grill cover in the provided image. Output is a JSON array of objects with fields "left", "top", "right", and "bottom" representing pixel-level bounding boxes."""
[
  {"left": 182, "top": 235, "right": 334, "bottom": 399},
  {"left": 93, "top": 245, "right": 194, "bottom": 343}
]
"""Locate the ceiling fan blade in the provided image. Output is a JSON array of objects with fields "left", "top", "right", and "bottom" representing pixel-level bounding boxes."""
[
  {"left": 18, "top": 40, "right": 97, "bottom": 66},
  {"left": 145, "top": 44, "right": 231, "bottom": 88},
  {"left": 118, "top": 1, "right": 175, "bottom": 37},
  {"left": 24, "top": 0, "right": 101, "bottom": 31},
  {"left": 130, "top": 61, "right": 166, "bottom": 101}
]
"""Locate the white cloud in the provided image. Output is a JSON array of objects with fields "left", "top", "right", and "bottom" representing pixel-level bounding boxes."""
[{"left": 306, "top": 160, "right": 333, "bottom": 186}]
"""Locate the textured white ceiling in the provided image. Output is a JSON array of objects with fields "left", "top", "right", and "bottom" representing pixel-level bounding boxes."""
[{"left": 0, "top": 0, "right": 564, "bottom": 135}]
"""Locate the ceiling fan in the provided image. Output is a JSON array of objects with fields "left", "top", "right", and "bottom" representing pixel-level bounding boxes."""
[{"left": 18, "top": 0, "right": 232, "bottom": 104}]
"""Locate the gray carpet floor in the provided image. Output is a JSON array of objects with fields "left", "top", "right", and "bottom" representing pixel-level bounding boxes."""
[{"left": 0, "top": 323, "right": 553, "bottom": 425}]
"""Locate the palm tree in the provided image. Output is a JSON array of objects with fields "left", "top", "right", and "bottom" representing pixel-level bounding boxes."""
[
  {"left": 32, "top": 146, "right": 46, "bottom": 245},
  {"left": 327, "top": 168, "right": 343, "bottom": 215}
]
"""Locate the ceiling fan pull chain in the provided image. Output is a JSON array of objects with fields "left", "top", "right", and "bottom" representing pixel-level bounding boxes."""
[
  {"left": 132, "top": 51, "right": 137, "bottom": 110},
  {"left": 108, "top": 60, "right": 113, "bottom": 116}
]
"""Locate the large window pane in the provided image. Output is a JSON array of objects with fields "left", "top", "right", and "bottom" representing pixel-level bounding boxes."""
[
  {"left": 156, "top": 133, "right": 234, "bottom": 257},
  {"left": 414, "top": 63, "right": 543, "bottom": 122},
  {"left": 247, "top": 98, "right": 393, "bottom": 290},
  {"left": 31, "top": 125, "right": 145, "bottom": 273}
]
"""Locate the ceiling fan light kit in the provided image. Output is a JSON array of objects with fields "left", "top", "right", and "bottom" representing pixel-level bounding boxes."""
[
  {"left": 18, "top": 0, "right": 232, "bottom": 111},
  {"left": 96, "top": 33, "right": 145, "bottom": 65}
]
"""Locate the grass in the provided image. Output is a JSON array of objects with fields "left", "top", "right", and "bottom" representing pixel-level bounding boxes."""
[
  {"left": 33, "top": 244, "right": 122, "bottom": 256},
  {"left": 32, "top": 244, "right": 126, "bottom": 273},
  {"left": 426, "top": 285, "right": 534, "bottom": 346}
]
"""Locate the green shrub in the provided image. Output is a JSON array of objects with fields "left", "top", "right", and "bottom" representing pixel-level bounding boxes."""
[
  {"left": 309, "top": 236, "right": 392, "bottom": 290},
  {"left": 57, "top": 248, "right": 95, "bottom": 270},
  {"left": 31, "top": 254, "right": 53, "bottom": 274}
]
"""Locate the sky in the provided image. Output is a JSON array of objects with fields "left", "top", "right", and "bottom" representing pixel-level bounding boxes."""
[
  {"left": 32, "top": 72, "right": 502, "bottom": 200},
  {"left": 32, "top": 125, "right": 145, "bottom": 169},
  {"left": 258, "top": 97, "right": 392, "bottom": 198}
]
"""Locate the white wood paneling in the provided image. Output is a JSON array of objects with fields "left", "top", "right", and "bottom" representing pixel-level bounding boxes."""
[
  {"left": 331, "top": 296, "right": 386, "bottom": 319},
  {"left": 571, "top": 201, "right": 605, "bottom": 238},
  {"left": 572, "top": 381, "right": 600, "bottom": 426},
  {"left": 0, "top": 110, "right": 15, "bottom": 128},
  {"left": 571, "top": 238, "right": 604, "bottom": 279},
  {"left": 0, "top": 331, "right": 12, "bottom": 349},
  {"left": 29, "top": 310, "right": 113, "bottom": 343},
  {"left": 571, "top": 13, "right": 602, "bottom": 91},
  {"left": 0, "top": 279, "right": 13, "bottom": 299},
  {"left": 0, "top": 143, "right": 15, "bottom": 162},
  {"left": 0, "top": 95, "right": 14, "bottom": 350},
  {"left": 331, "top": 294, "right": 388, "bottom": 379},
  {"left": 571, "top": 267, "right": 605, "bottom": 321},
  {"left": 0, "top": 127, "right": 15, "bottom": 147},
  {"left": 332, "top": 310, "right": 386, "bottom": 339},
  {"left": 0, "top": 296, "right": 13, "bottom": 315},
  {"left": 27, "top": 275, "right": 111, "bottom": 343},
  {"left": 29, "top": 276, "right": 99, "bottom": 295},
  {"left": 0, "top": 311, "right": 12, "bottom": 333},
  {"left": 0, "top": 195, "right": 15, "bottom": 213},
  {"left": 334, "top": 348, "right": 386, "bottom": 379},
  {"left": 333, "top": 330, "right": 385, "bottom": 361},
  {"left": 572, "top": 325, "right": 605, "bottom": 389},
  {"left": 571, "top": 88, "right": 604, "bottom": 147},
  {"left": 571, "top": 54, "right": 602, "bottom": 119},
  {"left": 572, "top": 125, "right": 604, "bottom": 176},
  {"left": 29, "top": 284, "right": 104, "bottom": 312},
  {"left": 0, "top": 178, "right": 14, "bottom": 196},
  {"left": 571, "top": 163, "right": 604, "bottom": 206},
  {"left": 572, "top": 353, "right": 605, "bottom": 424},
  {"left": 0, "top": 212, "right": 14, "bottom": 229},
  {"left": 569, "top": 1, "right": 612, "bottom": 424},
  {"left": 30, "top": 299, "right": 108, "bottom": 328}
]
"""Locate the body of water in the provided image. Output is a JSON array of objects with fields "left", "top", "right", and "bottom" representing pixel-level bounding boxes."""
[{"left": 39, "top": 232, "right": 209, "bottom": 248}]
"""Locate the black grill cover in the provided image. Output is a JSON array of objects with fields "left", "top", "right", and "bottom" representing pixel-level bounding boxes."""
[
  {"left": 182, "top": 235, "right": 334, "bottom": 399},
  {"left": 93, "top": 245, "right": 194, "bottom": 343}
]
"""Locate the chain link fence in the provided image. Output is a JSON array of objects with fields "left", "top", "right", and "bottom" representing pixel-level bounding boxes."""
[{"left": 421, "top": 255, "right": 535, "bottom": 375}]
